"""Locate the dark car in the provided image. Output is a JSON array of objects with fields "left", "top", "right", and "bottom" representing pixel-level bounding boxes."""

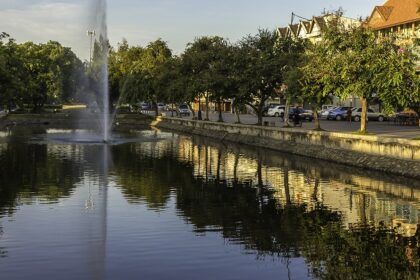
[
  {"left": 288, "top": 108, "right": 313, "bottom": 122},
  {"left": 300, "top": 110, "right": 314, "bottom": 121}
]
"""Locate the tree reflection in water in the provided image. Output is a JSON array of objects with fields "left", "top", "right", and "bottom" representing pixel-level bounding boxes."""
[
  {"left": 112, "top": 133, "right": 420, "bottom": 279},
  {"left": 0, "top": 128, "right": 85, "bottom": 216},
  {"left": 0, "top": 128, "right": 420, "bottom": 279}
]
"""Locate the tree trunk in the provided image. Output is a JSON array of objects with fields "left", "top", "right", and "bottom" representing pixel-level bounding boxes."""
[
  {"left": 233, "top": 152, "right": 239, "bottom": 183},
  {"left": 284, "top": 99, "right": 290, "bottom": 127},
  {"left": 257, "top": 158, "right": 263, "bottom": 188},
  {"left": 360, "top": 97, "right": 368, "bottom": 133},
  {"left": 198, "top": 99, "right": 202, "bottom": 120},
  {"left": 205, "top": 93, "right": 209, "bottom": 121},
  {"left": 217, "top": 99, "right": 223, "bottom": 122},
  {"left": 257, "top": 103, "right": 264, "bottom": 126},
  {"left": 284, "top": 167, "right": 291, "bottom": 206},
  {"left": 235, "top": 104, "right": 241, "bottom": 124},
  {"left": 216, "top": 149, "right": 222, "bottom": 182},
  {"left": 152, "top": 100, "right": 158, "bottom": 117},
  {"left": 312, "top": 179, "right": 319, "bottom": 202},
  {"left": 313, "top": 106, "right": 321, "bottom": 130}
]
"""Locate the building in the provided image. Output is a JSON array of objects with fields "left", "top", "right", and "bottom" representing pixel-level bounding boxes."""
[
  {"left": 277, "top": 14, "right": 362, "bottom": 108},
  {"left": 367, "top": 0, "right": 420, "bottom": 35},
  {"left": 277, "top": 14, "right": 361, "bottom": 43},
  {"left": 366, "top": 0, "right": 420, "bottom": 71}
]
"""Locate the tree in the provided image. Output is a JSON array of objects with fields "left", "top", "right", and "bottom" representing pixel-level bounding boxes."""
[
  {"left": 182, "top": 36, "right": 233, "bottom": 121},
  {"left": 112, "top": 39, "right": 172, "bottom": 116},
  {"left": 300, "top": 41, "right": 333, "bottom": 130},
  {"left": 154, "top": 56, "right": 186, "bottom": 116},
  {"left": 323, "top": 27, "right": 419, "bottom": 133},
  {"left": 0, "top": 33, "right": 25, "bottom": 110},
  {"left": 236, "top": 30, "right": 305, "bottom": 126}
]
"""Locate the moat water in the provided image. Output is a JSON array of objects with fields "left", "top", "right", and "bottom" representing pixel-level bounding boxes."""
[{"left": 0, "top": 127, "right": 419, "bottom": 279}]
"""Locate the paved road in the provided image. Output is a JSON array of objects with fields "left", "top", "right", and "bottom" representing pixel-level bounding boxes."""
[{"left": 160, "top": 111, "right": 420, "bottom": 139}]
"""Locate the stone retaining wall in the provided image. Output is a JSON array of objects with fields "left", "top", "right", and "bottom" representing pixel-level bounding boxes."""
[{"left": 153, "top": 116, "right": 420, "bottom": 179}]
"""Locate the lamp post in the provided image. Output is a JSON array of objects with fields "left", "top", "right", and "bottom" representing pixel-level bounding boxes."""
[{"left": 87, "top": 30, "right": 96, "bottom": 64}]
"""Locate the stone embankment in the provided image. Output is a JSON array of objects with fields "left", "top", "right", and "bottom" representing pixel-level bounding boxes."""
[
  {"left": 152, "top": 116, "right": 420, "bottom": 179},
  {"left": 0, "top": 113, "right": 153, "bottom": 128}
]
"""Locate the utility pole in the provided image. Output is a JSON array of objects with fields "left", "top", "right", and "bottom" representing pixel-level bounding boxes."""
[
  {"left": 290, "top": 12, "right": 310, "bottom": 25},
  {"left": 87, "top": 30, "right": 96, "bottom": 64}
]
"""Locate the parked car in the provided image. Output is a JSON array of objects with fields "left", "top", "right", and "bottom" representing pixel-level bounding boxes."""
[
  {"left": 157, "top": 103, "right": 166, "bottom": 111},
  {"left": 263, "top": 104, "right": 281, "bottom": 116},
  {"left": 351, "top": 107, "right": 387, "bottom": 122},
  {"left": 300, "top": 110, "right": 314, "bottom": 121},
  {"left": 267, "top": 105, "right": 286, "bottom": 117},
  {"left": 288, "top": 108, "right": 313, "bottom": 122},
  {"left": 327, "top": 107, "right": 353, "bottom": 121},
  {"left": 319, "top": 106, "right": 338, "bottom": 119},
  {"left": 177, "top": 104, "right": 191, "bottom": 117},
  {"left": 140, "top": 103, "right": 151, "bottom": 111}
]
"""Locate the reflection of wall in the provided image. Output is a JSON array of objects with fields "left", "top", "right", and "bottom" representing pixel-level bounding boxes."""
[
  {"left": 155, "top": 117, "right": 420, "bottom": 179},
  {"left": 165, "top": 135, "right": 420, "bottom": 229}
]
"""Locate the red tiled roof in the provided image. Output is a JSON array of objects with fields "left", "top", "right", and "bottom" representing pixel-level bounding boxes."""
[
  {"left": 376, "top": 6, "right": 394, "bottom": 20},
  {"left": 368, "top": 0, "right": 420, "bottom": 30}
]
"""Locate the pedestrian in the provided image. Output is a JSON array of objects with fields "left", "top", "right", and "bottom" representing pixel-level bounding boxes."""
[
  {"left": 347, "top": 108, "right": 352, "bottom": 123},
  {"left": 293, "top": 107, "right": 301, "bottom": 127}
]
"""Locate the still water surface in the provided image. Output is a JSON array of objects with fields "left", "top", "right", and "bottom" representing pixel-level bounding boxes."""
[{"left": 0, "top": 128, "right": 419, "bottom": 280}]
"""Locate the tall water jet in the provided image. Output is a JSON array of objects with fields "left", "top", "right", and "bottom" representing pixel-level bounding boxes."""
[{"left": 89, "top": 0, "right": 110, "bottom": 142}]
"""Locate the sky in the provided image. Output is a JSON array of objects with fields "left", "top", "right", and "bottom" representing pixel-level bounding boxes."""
[{"left": 0, "top": 0, "right": 384, "bottom": 60}]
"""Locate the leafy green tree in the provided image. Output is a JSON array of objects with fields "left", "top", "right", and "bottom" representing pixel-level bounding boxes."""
[
  {"left": 154, "top": 56, "right": 186, "bottom": 116},
  {"left": 300, "top": 41, "right": 334, "bottom": 130},
  {"left": 235, "top": 30, "right": 304, "bottom": 126},
  {"left": 182, "top": 36, "right": 233, "bottom": 121},
  {"left": 323, "top": 27, "right": 419, "bottom": 133},
  {"left": 0, "top": 33, "right": 25, "bottom": 110},
  {"left": 108, "top": 39, "right": 145, "bottom": 106},
  {"left": 110, "top": 39, "right": 172, "bottom": 116}
]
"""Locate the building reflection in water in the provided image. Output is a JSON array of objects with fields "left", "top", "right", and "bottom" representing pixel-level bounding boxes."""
[{"left": 131, "top": 133, "right": 420, "bottom": 235}]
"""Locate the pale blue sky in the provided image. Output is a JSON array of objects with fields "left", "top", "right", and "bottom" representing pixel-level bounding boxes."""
[{"left": 0, "top": 0, "right": 383, "bottom": 59}]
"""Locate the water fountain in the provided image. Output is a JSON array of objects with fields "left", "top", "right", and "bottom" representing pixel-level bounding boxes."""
[
  {"left": 46, "top": 0, "right": 114, "bottom": 145},
  {"left": 91, "top": 0, "right": 110, "bottom": 143}
]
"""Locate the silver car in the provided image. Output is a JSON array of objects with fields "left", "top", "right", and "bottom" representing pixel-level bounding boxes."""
[
  {"left": 177, "top": 105, "right": 191, "bottom": 117},
  {"left": 352, "top": 107, "right": 387, "bottom": 122}
]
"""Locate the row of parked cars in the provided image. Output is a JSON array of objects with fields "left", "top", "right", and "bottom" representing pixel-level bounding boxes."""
[
  {"left": 265, "top": 105, "right": 314, "bottom": 121},
  {"left": 265, "top": 104, "right": 389, "bottom": 122},
  {"left": 322, "top": 106, "right": 387, "bottom": 122},
  {"left": 134, "top": 103, "right": 192, "bottom": 116}
]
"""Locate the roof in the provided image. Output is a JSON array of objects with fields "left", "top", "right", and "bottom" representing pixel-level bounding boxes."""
[
  {"left": 313, "top": 16, "right": 328, "bottom": 32},
  {"left": 302, "top": 21, "right": 311, "bottom": 32},
  {"left": 277, "top": 27, "right": 288, "bottom": 38},
  {"left": 368, "top": 0, "right": 420, "bottom": 30},
  {"left": 288, "top": 24, "right": 299, "bottom": 36}
]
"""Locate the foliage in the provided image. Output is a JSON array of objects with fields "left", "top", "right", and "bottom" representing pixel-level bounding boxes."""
[
  {"left": 235, "top": 30, "right": 305, "bottom": 125},
  {"left": 181, "top": 36, "right": 237, "bottom": 121},
  {"left": 319, "top": 26, "right": 419, "bottom": 132},
  {"left": 0, "top": 33, "right": 85, "bottom": 111}
]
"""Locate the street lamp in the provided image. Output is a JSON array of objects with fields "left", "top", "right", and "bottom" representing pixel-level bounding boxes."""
[{"left": 87, "top": 30, "right": 96, "bottom": 63}]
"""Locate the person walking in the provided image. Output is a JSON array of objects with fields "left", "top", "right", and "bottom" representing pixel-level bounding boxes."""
[{"left": 293, "top": 107, "right": 301, "bottom": 127}]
